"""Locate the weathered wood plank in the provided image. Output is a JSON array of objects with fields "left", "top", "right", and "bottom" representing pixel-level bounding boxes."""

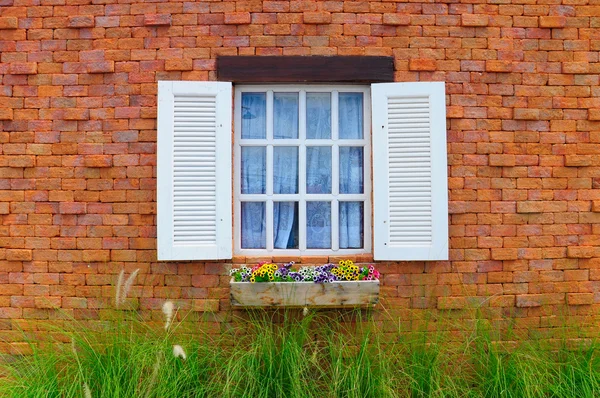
[
  {"left": 230, "top": 280, "right": 379, "bottom": 307},
  {"left": 217, "top": 56, "right": 394, "bottom": 83}
]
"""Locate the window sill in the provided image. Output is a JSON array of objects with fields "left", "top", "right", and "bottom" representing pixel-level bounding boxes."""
[
  {"left": 229, "top": 279, "right": 379, "bottom": 308},
  {"left": 231, "top": 254, "right": 375, "bottom": 265}
]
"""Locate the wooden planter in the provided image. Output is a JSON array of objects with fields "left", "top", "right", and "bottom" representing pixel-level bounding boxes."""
[{"left": 230, "top": 280, "right": 379, "bottom": 308}]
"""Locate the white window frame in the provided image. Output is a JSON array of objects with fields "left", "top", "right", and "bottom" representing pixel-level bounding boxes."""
[{"left": 233, "top": 84, "right": 372, "bottom": 256}]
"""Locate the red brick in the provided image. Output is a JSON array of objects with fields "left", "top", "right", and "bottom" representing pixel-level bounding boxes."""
[
  {"left": 491, "top": 248, "right": 518, "bottom": 260},
  {"left": 0, "top": 109, "right": 13, "bottom": 120},
  {"left": 489, "top": 154, "right": 515, "bottom": 166},
  {"left": 9, "top": 62, "right": 37, "bottom": 75},
  {"left": 437, "top": 296, "right": 467, "bottom": 309},
  {"left": 539, "top": 16, "right": 566, "bottom": 28},
  {"left": 87, "top": 61, "right": 114, "bottom": 73},
  {"left": 84, "top": 155, "right": 112, "bottom": 168},
  {"left": 514, "top": 108, "right": 540, "bottom": 120},
  {"left": 64, "top": 108, "right": 89, "bottom": 121},
  {"left": 193, "top": 299, "right": 219, "bottom": 312},
  {"left": 383, "top": 13, "right": 410, "bottom": 26},
  {"left": 517, "top": 201, "right": 567, "bottom": 213},
  {"left": 59, "top": 203, "right": 86, "bottom": 215},
  {"left": 0, "top": 0, "right": 597, "bottom": 339},
  {"left": 165, "top": 59, "right": 193, "bottom": 71},
  {"left": 516, "top": 294, "right": 564, "bottom": 307},
  {"left": 67, "top": 16, "right": 95, "bottom": 28},
  {"left": 562, "top": 62, "right": 589, "bottom": 74},
  {"left": 486, "top": 60, "right": 512, "bottom": 72},
  {"left": 462, "top": 14, "right": 488, "bottom": 27},
  {"left": 0, "top": 17, "right": 18, "bottom": 29},
  {"left": 62, "top": 297, "right": 88, "bottom": 309},
  {"left": 565, "top": 155, "right": 594, "bottom": 167},
  {"left": 6, "top": 249, "right": 33, "bottom": 261},
  {"left": 566, "top": 246, "right": 595, "bottom": 259},
  {"left": 224, "top": 12, "right": 251, "bottom": 25},
  {"left": 589, "top": 110, "right": 600, "bottom": 121},
  {"left": 303, "top": 12, "right": 331, "bottom": 24},
  {"left": 35, "top": 296, "right": 61, "bottom": 309},
  {"left": 144, "top": 14, "right": 172, "bottom": 26},
  {"left": 409, "top": 59, "right": 436, "bottom": 71},
  {"left": 567, "top": 293, "right": 593, "bottom": 305}
]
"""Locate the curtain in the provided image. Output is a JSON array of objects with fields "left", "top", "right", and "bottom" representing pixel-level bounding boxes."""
[
  {"left": 339, "top": 93, "right": 363, "bottom": 139},
  {"left": 240, "top": 91, "right": 363, "bottom": 250},
  {"left": 241, "top": 93, "right": 266, "bottom": 248},
  {"left": 273, "top": 146, "right": 298, "bottom": 248}
]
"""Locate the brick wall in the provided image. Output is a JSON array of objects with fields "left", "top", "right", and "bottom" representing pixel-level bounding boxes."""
[{"left": 1, "top": 0, "right": 600, "bottom": 347}]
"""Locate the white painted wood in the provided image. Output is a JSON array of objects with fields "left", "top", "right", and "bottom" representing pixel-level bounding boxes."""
[
  {"left": 230, "top": 280, "right": 380, "bottom": 307},
  {"left": 234, "top": 85, "right": 371, "bottom": 255},
  {"left": 372, "top": 82, "right": 448, "bottom": 261},
  {"left": 157, "top": 81, "right": 232, "bottom": 260}
]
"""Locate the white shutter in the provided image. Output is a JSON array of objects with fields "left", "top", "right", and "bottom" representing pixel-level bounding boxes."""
[
  {"left": 157, "top": 81, "right": 232, "bottom": 260},
  {"left": 371, "top": 82, "right": 448, "bottom": 261}
]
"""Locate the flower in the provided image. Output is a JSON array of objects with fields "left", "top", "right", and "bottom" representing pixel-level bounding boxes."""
[
  {"left": 162, "top": 301, "right": 174, "bottom": 330},
  {"left": 115, "top": 269, "right": 140, "bottom": 307},
  {"left": 173, "top": 345, "right": 187, "bottom": 360},
  {"left": 230, "top": 261, "right": 380, "bottom": 284},
  {"left": 114, "top": 269, "right": 125, "bottom": 307},
  {"left": 83, "top": 382, "right": 92, "bottom": 398}
]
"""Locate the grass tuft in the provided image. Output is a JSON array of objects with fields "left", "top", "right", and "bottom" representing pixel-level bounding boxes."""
[{"left": 0, "top": 304, "right": 599, "bottom": 397}]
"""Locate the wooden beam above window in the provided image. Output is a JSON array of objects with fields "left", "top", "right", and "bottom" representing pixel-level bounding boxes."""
[{"left": 217, "top": 56, "right": 394, "bottom": 83}]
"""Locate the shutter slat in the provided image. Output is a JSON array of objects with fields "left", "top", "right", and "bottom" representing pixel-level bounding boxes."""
[
  {"left": 389, "top": 93, "right": 433, "bottom": 246},
  {"left": 372, "top": 82, "right": 448, "bottom": 261},
  {"left": 173, "top": 94, "right": 216, "bottom": 245},
  {"left": 157, "top": 81, "right": 232, "bottom": 260}
]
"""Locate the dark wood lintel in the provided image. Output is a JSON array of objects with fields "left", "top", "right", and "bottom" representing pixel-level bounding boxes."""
[{"left": 217, "top": 56, "right": 394, "bottom": 83}]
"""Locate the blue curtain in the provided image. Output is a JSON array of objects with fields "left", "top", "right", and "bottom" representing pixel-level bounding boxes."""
[
  {"left": 273, "top": 146, "right": 298, "bottom": 248},
  {"left": 241, "top": 92, "right": 363, "bottom": 250}
]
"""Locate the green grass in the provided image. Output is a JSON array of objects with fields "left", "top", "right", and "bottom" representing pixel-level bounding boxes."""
[{"left": 0, "top": 306, "right": 599, "bottom": 398}]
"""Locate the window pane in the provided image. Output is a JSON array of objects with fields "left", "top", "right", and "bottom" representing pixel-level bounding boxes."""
[
  {"left": 241, "top": 202, "right": 266, "bottom": 249},
  {"left": 241, "top": 93, "right": 266, "bottom": 139},
  {"left": 274, "top": 93, "right": 299, "bottom": 139},
  {"left": 339, "top": 93, "right": 363, "bottom": 139},
  {"left": 274, "top": 202, "right": 298, "bottom": 249},
  {"left": 306, "top": 146, "right": 332, "bottom": 194},
  {"left": 306, "top": 92, "right": 331, "bottom": 139},
  {"left": 339, "top": 202, "right": 363, "bottom": 249},
  {"left": 273, "top": 146, "right": 298, "bottom": 194},
  {"left": 339, "top": 147, "right": 364, "bottom": 194},
  {"left": 307, "top": 201, "right": 331, "bottom": 249},
  {"left": 241, "top": 146, "right": 266, "bottom": 194}
]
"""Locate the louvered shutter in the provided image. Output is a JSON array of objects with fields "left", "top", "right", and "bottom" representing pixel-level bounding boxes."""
[
  {"left": 157, "top": 81, "right": 232, "bottom": 260},
  {"left": 371, "top": 82, "right": 448, "bottom": 261}
]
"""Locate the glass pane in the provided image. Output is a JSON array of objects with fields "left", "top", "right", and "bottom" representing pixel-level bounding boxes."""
[
  {"left": 241, "top": 146, "right": 266, "bottom": 194},
  {"left": 274, "top": 93, "right": 299, "bottom": 139},
  {"left": 339, "top": 202, "right": 363, "bottom": 249},
  {"left": 241, "top": 202, "right": 266, "bottom": 249},
  {"left": 241, "top": 93, "right": 266, "bottom": 139},
  {"left": 339, "top": 93, "right": 363, "bottom": 139},
  {"left": 306, "top": 146, "right": 332, "bottom": 194},
  {"left": 307, "top": 201, "right": 331, "bottom": 249},
  {"left": 306, "top": 92, "right": 331, "bottom": 139},
  {"left": 274, "top": 202, "right": 298, "bottom": 249},
  {"left": 339, "top": 147, "right": 364, "bottom": 194},
  {"left": 273, "top": 146, "right": 298, "bottom": 194}
]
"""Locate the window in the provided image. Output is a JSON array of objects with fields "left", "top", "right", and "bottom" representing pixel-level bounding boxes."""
[
  {"left": 234, "top": 85, "right": 371, "bottom": 255},
  {"left": 157, "top": 81, "right": 448, "bottom": 262}
]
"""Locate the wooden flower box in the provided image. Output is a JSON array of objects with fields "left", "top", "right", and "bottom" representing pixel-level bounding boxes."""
[{"left": 229, "top": 280, "right": 379, "bottom": 308}]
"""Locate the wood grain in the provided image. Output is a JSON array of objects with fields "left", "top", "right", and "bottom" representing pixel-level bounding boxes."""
[
  {"left": 230, "top": 280, "right": 380, "bottom": 307},
  {"left": 217, "top": 56, "right": 394, "bottom": 83}
]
